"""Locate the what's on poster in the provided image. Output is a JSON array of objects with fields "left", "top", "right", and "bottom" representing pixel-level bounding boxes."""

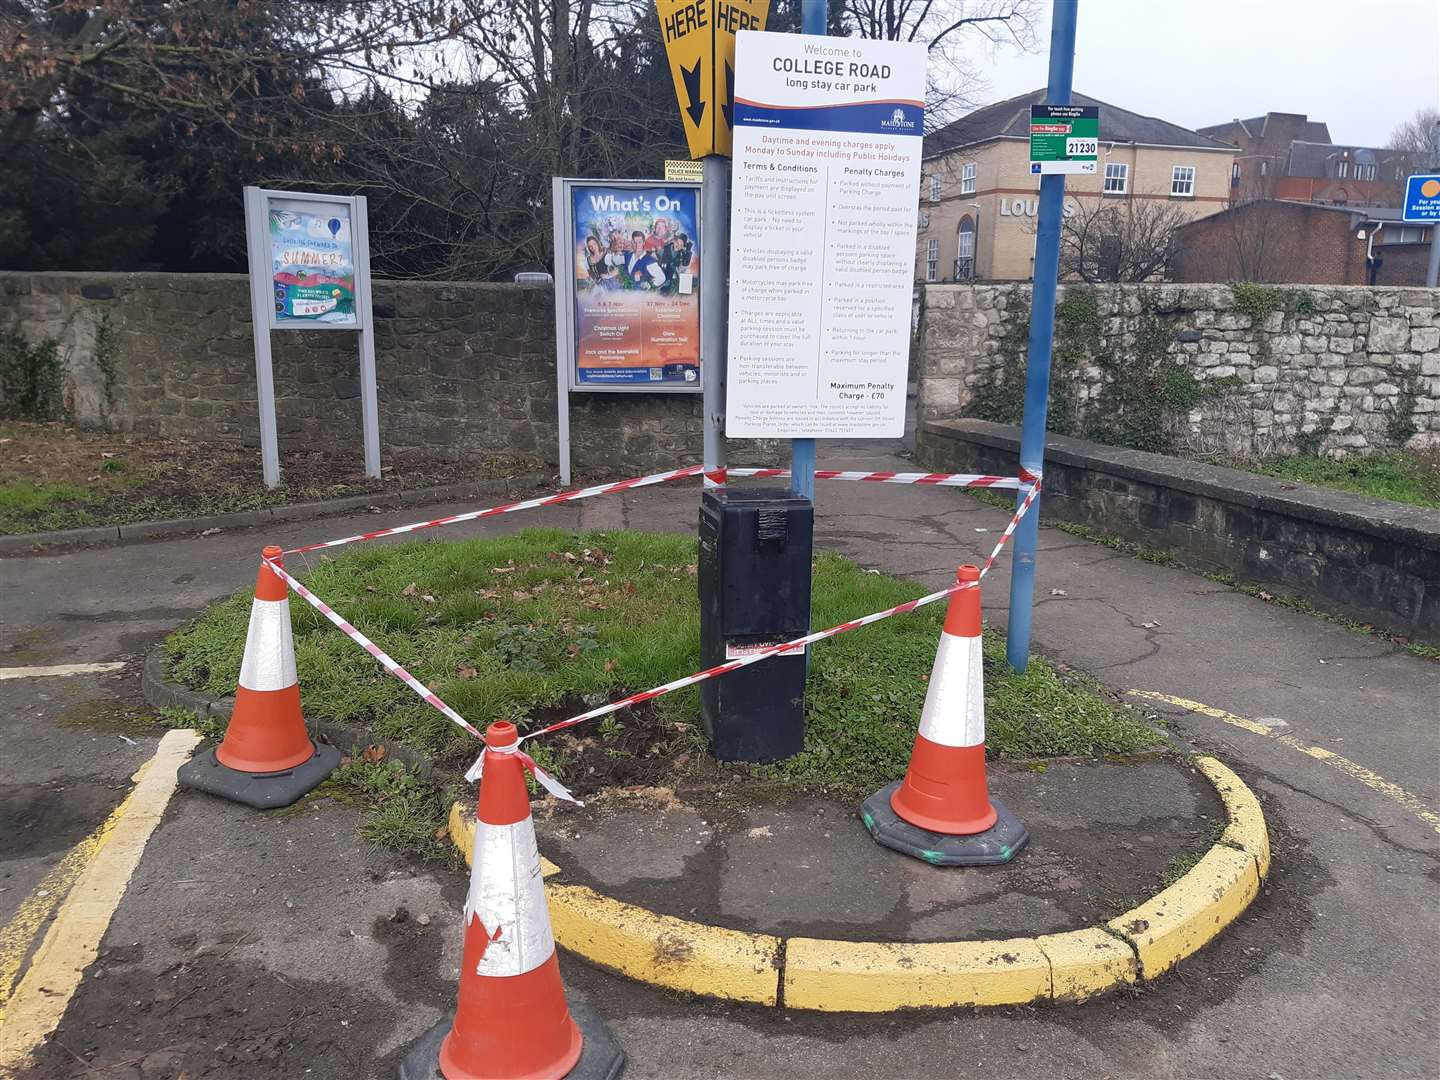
[
  {"left": 268, "top": 199, "right": 357, "bottom": 326},
  {"left": 571, "top": 184, "right": 699, "bottom": 386}
]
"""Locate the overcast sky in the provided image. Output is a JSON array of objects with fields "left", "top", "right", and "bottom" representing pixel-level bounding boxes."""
[{"left": 964, "top": 0, "right": 1439, "bottom": 146}]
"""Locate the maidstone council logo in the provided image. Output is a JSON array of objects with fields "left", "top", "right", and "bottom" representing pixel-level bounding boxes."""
[{"left": 881, "top": 107, "right": 915, "bottom": 131}]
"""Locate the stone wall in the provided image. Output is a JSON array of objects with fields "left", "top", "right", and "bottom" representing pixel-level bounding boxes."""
[
  {"left": 0, "top": 272, "right": 774, "bottom": 476},
  {"left": 918, "top": 283, "right": 1440, "bottom": 457},
  {"left": 918, "top": 419, "right": 1440, "bottom": 641}
]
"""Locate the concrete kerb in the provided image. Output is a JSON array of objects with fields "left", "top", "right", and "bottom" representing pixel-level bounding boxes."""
[
  {"left": 447, "top": 757, "right": 1269, "bottom": 1013},
  {"left": 0, "top": 473, "right": 550, "bottom": 557}
]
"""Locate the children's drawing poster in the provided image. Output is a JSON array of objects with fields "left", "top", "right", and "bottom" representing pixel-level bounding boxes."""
[{"left": 268, "top": 199, "right": 357, "bottom": 326}]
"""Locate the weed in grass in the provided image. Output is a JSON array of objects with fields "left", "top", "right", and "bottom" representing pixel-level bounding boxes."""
[
  {"left": 1204, "top": 571, "right": 1440, "bottom": 661},
  {"left": 156, "top": 704, "right": 226, "bottom": 740},
  {"left": 1161, "top": 851, "right": 1203, "bottom": 888},
  {"left": 325, "top": 753, "right": 462, "bottom": 868}
]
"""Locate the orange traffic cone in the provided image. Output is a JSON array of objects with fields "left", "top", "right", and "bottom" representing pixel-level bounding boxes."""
[
  {"left": 860, "top": 565, "right": 1028, "bottom": 866},
  {"left": 400, "top": 722, "right": 624, "bottom": 1080},
  {"left": 177, "top": 546, "right": 339, "bottom": 809}
]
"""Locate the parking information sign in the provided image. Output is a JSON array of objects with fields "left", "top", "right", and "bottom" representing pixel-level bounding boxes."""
[
  {"left": 1402, "top": 175, "right": 1440, "bottom": 222},
  {"left": 725, "top": 31, "right": 925, "bottom": 439},
  {"left": 1030, "top": 105, "right": 1099, "bottom": 175}
]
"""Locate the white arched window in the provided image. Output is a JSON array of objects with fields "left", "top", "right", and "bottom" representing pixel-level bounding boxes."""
[{"left": 955, "top": 216, "right": 976, "bottom": 280}]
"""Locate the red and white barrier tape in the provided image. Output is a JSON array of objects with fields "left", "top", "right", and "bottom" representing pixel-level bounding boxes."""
[
  {"left": 465, "top": 738, "right": 579, "bottom": 804},
  {"left": 264, "top": 474, "right": 1040, "bottom": 800},
  {"left": 284, "top": 466, "right": 1023, "bottom": 556},
  {"left": 518, "top": 479, "right": 1041, "bottom": 744},
  {"left": 262, "top": 556, "right": 483, "bottom": 742},
  {"left": 264, "top": 555, "right": 582, "bottom": 801},
  {"left": 284, "top": 464, "right": 708, "bottom": 555}
]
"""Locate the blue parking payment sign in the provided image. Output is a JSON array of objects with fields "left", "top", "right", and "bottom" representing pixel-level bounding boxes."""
[{"left": 1402, "top": 175, "right": 1440, "bottom": 222}]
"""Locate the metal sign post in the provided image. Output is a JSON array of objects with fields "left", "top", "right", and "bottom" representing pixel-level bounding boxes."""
[
  {"left": 787, "top": 0, "right": 827, "bottom": 501},
  {"left": 701, "top": 158, "right": 730, "bottom": 487},
  {"left": 1006, "top": 0, "right": 1079, "bottom": 673},
  {"left": 656, "top": 0, "right": 772, "bottom": 491},
  {"left": 242, "top": 186, "right": 379, "bottom": 489}
]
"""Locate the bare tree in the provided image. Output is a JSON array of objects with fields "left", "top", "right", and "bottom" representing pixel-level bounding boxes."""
[
  {"left": 1388, "top": 106, "right": 1440, "bottom": 158},
  {"left": 261, "top": 1, "right": 686, "bottom": 279},
  {"left": 839, "top": 1, "right": 1041, "bottom": 128},
  {"left": 1059, "top": 199, "right": 1189, "bottom": 283},
  {"left": 0, "top": 1, "right": 461, "bottom": 159}
]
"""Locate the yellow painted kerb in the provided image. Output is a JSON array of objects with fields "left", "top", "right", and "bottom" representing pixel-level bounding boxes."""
[{"left": 449, "top": 753, "right": 1268, "bottom": 1011}]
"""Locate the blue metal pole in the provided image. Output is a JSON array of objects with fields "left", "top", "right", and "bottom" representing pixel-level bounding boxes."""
[
  {"left": 793, "top": 0, "right": 825, "bottom": 499},
  {"left": 1005, "top": 0, "right": 1077, "bottom": 673},
  {"left": 800, "top": 0, "right": 826, "bottom": 37}
]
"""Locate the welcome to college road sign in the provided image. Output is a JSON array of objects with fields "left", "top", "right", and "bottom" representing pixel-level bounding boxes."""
[
  {"left": 1402, "top": 175, "right": 1440, "bottom": 222},
  {"left": 657, "top": 0, "right": 771, "bottom": 158},
  {"left": 725, "top": 30, "right": 925, "bottom": 439},
  {"left": 1030, "top": 104, "right": 1099, "bottom": 175}
]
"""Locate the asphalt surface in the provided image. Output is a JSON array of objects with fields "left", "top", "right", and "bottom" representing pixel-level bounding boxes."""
[{"left": 2, "top": 435, "right": 1437, "bottom": 1079}]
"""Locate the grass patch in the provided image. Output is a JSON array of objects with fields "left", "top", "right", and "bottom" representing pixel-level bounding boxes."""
[
  {"left": 1214, "top": 450, "right": 1440, "bottom": 510},
  {"left": 167, "top": 528, "right": 1163, "bottom": 802},
  {"left": 322, "top": 752, "right": 461, "bottom": 867},
  {"left": 156, "top": 704, "right": 226, "bottom": 740},
  {"left": 0, "top": 478, "right": 98, "bottom": 528}
]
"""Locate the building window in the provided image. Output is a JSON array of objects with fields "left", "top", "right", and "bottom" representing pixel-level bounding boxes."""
[
  {"left": 926, "top": 238, "right": 939, "bottom": 282},
  {"left": 961, "top": 162, "right": 976, "bottom": 194},
  {"left": 956, "top": 220, "right": 975, "bottom": 259},
  {"left": 1336, "top": 160, "right": 1349, "bottom": 179},
  {"left": 1171, "top": 165, "right": 1195, "bottom": 197},
  {"left": 1230, "top": 162, "right": 1240, "bottom": 184},
  {"left": 955, "top": 218, "right": 976, "bottom": 281},
  {"left": 929, "top": 174, "right": 942, "bottom": 203},
  {"left": 1396, "top": 166, "right": 1404, "bottom": 181},
  {"left": 1259, "top": 160, "right": 1268, "bottom": 177},
  {"left": 1357, "top": 163, "right": 1376, "bottom": 181},
  {"left": 1104, "top": 162, "right": 1129, "bottom": 193},
  {"left": 1378, "top": 225, "right": 1434, "bottom": 246}
]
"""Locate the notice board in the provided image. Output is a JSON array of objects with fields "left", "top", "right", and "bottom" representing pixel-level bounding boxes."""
[
  {"left": 724, "top": 30, "right": 925, "bottom": 439},
  {"left": 554, "top": 179, "right": 703, "bottom": 391}
]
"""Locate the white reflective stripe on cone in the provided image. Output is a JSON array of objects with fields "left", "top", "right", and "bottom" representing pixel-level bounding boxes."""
[
  {"left": 916, "top": 631, "right": 985, "bottom": 748},
  {"left": 465, "top": 815, "right": 556, "bottom": 978},
  {"left": 237, "top": 598, "right": 298, "bottom": 692}
]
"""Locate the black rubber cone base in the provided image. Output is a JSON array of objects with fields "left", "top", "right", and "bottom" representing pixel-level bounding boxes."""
[
  {"left": 860, "top": 780, "right": 1029, "bottom": 866},
  {"left": 398, "top": 1003, "right": 625, "bottom": 1080},
  {"left": 177, "top": 743, "right": 341, "bottom": 810}
]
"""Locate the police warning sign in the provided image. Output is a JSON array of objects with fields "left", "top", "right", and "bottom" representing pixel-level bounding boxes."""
[{"left": 656, "top": 0, "right": 771, "bottom": 158}]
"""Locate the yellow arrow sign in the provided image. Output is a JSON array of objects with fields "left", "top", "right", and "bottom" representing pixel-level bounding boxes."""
[{"left": 656, "top": 0, "right": 771, "bottom": 158}]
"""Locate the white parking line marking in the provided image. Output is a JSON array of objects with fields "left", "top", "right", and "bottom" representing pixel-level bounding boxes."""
[{"left": 0, "top": 662, "right": 126, "bottom": 680}]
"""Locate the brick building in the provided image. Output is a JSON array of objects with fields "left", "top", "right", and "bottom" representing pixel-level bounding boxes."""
[
  {"left": 915, "top": 91, "right": 1235, "bottom": 283},
  {"left": 1170, "top": 200, "right": 1434, "bottom": 285},
  {"left": 1197, "top": 111, "right": 1427, "bottom": 208}
]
